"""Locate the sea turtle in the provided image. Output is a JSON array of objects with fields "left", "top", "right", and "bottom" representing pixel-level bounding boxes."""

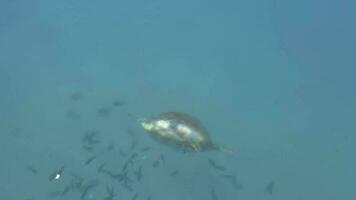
[{"left": 140, "top": 112, "right": 231, "bottom": 153}]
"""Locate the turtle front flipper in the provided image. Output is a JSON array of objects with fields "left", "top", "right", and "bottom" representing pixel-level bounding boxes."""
[{"left": 190, "top": 142, "right": 201, "bottom": 152}]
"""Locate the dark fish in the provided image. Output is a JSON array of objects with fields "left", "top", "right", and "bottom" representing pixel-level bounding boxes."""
[
  {"left": 160, "top": 154, "right": 165, "bottom": 163},
  {"left": 211, "top": 187, "right": 218, "bottom": 200},
  {"left": 208, "top": 159, "right": 226, "bottom": 171},
  {"left": 105, "top": 170, "right": 132, "bottom": 185},
  {"left": 48, "top": 190, "right": 62, "bottom": 198},
  {"left": 97, "top": 106, "right": 113, "bottom": 118},
  {"left": 107, "top": 143, "right": 115, "bottom": 151},
  {"left": 127, "top": 129, "right": 138, "bottom": 148},
  {"left": 131, "top": 192, "right": 139, "bottom": 200},
  {"left": 130, "top": 152, "right": 138, "bottom": 159},
  {"left": 26, "top": 165, "right": 38, "bottom": 174},
  {"left": 61, "top": 185, "right": 70, "bottom": 196},
  {"left": 49, "top": 166, "right": 64, "bottom": 181},
  {"left": 117, "top": 172, "right": 133, "bottom": 184},
  {"left": 104, "top": 185, "right": 116, "bottom": 200},
  {"left": 66, "top": 110, "right": 81, "bottom": 120},
  {"left": 222, "top": 174, "right": 243, "bottom": 190},
  {"left": 122, "top": 160, "right": 131, "bottom": 171},
  {"left": 113, "top": 100, "right": 125, "bottom": 107},
  {"left": 266, "top": 180, "right": 275, "bottom": 195},
  {"left": 222, "top": 174, "right": 235, "bottom": 179},
  {"left": 122, "top": 159, "right": 132, "bottom": 172},
  {"left": 83, "top": 145, "right": 94, "bottom": 152},
  {"left": 146, "top": 195, "right": 152, "bottom": 200},
  {"left": 152, "top": 160, "right": 160, "bottom": 168},
  {"left": 70, "top": 92, "right": 84, "bottom": 101},
  {"left": 84, "top": 156, "right": 97, "bottom": 165},
  {"left": 82, "top": 130, "right": 101, "bottom": 146},
  {"left": 119, "top": 149, "right": 128, "bottom": 157},
  {"left": 122, "top": 152, "right": 137, "bottom": 171},
  {"left": 169, "top": 170, "right": 180, "bottom": 176},
  {"left": 232, "top": 182, "right": 244, "bottom": 190},
  {"left": 122, "top": 182, "right": 134, "bottom": 192},
  {"left": 130, "top": 140, "right": 139, "bottom": 151},
  {"left": 10, "top": 127, "right": 21, "bottom": 137},
  {"left": 102, "top": 169, "right": 113, "bottom": 178},
  {"left": 140, "top": 146, "right": 152, "bottom": 153},
  {"left": 134, "top": 165, "right": 143, "bottom": 181},
  {"left": 97, "top": 163, "right": 107, "bottom": 173},
  {"left": 127, "top": 128, "right": 135, "bottom": 137},
  {"left": 69, "top": 175, "right": 85, "bottom": 191}
]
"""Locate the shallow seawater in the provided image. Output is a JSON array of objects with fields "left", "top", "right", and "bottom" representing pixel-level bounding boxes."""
[{"left": 1, "top": 0, "right": 355, "bottom": 200}]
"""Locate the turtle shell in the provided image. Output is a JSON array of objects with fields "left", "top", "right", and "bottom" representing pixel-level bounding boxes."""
[{"left": 141, "top": 112, "right": 218, "bottom": 152}]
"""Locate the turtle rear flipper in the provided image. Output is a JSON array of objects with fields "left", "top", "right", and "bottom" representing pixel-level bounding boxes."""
[{"left": 213, "top": 144, "right": 233, "bottom": 154}]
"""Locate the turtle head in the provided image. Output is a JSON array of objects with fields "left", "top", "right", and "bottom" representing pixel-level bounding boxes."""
[{"left": 137, "top": 118, "right": 154, "bottom": 132}]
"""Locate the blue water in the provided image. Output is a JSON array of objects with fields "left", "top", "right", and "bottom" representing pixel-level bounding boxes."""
[{"left": 1, "top": 0, "right": 355, "bottom": 199}]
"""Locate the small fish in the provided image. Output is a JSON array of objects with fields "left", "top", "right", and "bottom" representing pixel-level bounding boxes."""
[
  {"left": 130, "top": 152, "right": 138, "bottom": 159},
  {"left": 70, "top": 92, "right": 84, "bottom": 101},
  {"left": 211, "top": 187, "right": 218, "bottom": 200},
  {"left": 131, "top": 192, "right": 139, "bottom": 200},
  {"left": 146, "top": 195, "right": 153, "bottom": 200},
  {"left": 69, "top": 175, "right": 85, "bottom": 191},
  {"left": 97, "top": 163, "right": 107, "bottom": 173},
  {"left": 119, "top": 149, "right": 128, "bottom": 157},
  {"left": 83, "top": 145, "right": 94, "bottom": 152},
  {"left": 222, "top": 174, "right": 243, "bottom": 190},
  {"left": 9, "top": 127, "right": 21, "bottom": 137},
  {"left": 122, "top": 182, "right": 134, "bottom": 192},
  {"left": 130, "top": 140, "right": 139, "bottom": 151},
  {"left": 127, "top": 128, "right": 135, "bottom": 136},
  {"left": 104, "top": 185, "right": 116, "bottom": 200},
  {"left": 152, "top": 160, "right": 160, "bottom": 168},
  {"left": 102, "top": 169, "right": 115, "bottom": 178},
  {"left": 134, "top": 165, "right": 143, "bottom": 181},
  {"left": 140, "top": 146, "right": 152, "bottom": 153},
  {"left": 208, "top": 159, "right": 226, "bottom": 171},
  {"left": 97, "top": 106, "right": 113, "bottom": 118},
  {"left": 160, "top": 154, "right": 165, "bottom": 164},
  {"left": 48, "top": 190, "right": 62, "bottom": 198},
  {"left": 113, "top": 100, "right": 125, "bottom": 107},
  {"left": 49, "top": 166, "right": 64, "bottom": 181},
  {"left": 232, "top": 182, "right": 244, "bottom": 190},
  {"left": 108, "top": 171, "right": 133, "bottom": 185},
  {"left": 266, "top": 180, "right": 275, "bottom": 195},
  {"left": 61, "top": 185, "right": 70, "bottom": 196},
  {"left": 82, "top": 130, "right": 101, "bottom": 146},
  {"left": 66, "top": 110, "right": 81, "bottom": 120},
  {"left": 169, "top": 170, "right": 180, "bottom": 176},
  {"left": 84, "top": 156, "right": 97, "bottom": 165},
  {"left": 107, "top": 143, "right": 115, "bottom": 151},
  {"left": 122, "top": 159, "right": 132, "bottom": 172},
  {"left": 26, "top": 165, "right": 38, "bottom": 174},
  {"left": 122, "top": 152, "right": 137, "bottom": 171}
]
